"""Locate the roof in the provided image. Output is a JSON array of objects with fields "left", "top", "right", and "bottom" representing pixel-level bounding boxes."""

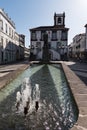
[
  {"left": 30, "top": 25, "right": 69, "bottom": 31},
  {"left": 0, "top": 8, "right": 15, "bottom": 29}
]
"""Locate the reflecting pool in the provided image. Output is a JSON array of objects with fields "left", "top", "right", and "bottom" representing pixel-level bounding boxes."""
[{"left": 0, "top": 64, "right": 78, "bottom": 130}]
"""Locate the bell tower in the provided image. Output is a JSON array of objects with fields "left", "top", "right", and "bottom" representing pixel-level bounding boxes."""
[{"left": 54, "top": 12, "right": 65, "bottom": 27}]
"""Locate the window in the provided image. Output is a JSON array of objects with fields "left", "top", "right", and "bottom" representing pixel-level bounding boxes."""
[
  {"left": 6, "top": 24, "right": 8, "bottom": 33},
  {"left": 9, "top": 27, "right": 11, "bottom": 36},
  {"left": 12, "top": 30, "right": 13, "bottom": 38},
  {"left": 9, "top": 41, "right": 12, "bottom": 49},
  {"left": 0, "top": 37, "right": 3, "bottom": 47},
  {"left": 76, "top": 44, "right": 80, "bottom": 49},
  {"left": 0, "top": 20, "right": 3, "bottom": 30},
  {"left": 52, "top": 31, "right": 57, "bottom": 40},
  {"left": 31, "top": 31, "right": 36, "bottom": 40},
  {"left": 61, "top": 31, "right": 67, "bottom": 40},
  {"left": 41, "top": 31, "right": 46, "bottom": 40},
  {"left": 58, "top": 17, "right": 62, "bottom": 24}
]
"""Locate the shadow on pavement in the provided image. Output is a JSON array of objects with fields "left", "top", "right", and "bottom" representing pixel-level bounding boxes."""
[{"left": 66, "top": 61, "right": 87, "bottom": 86}]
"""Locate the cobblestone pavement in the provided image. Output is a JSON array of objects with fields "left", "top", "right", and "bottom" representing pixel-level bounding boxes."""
[{"left": 64, "top": 61, "right": 87, "bottom": 86}]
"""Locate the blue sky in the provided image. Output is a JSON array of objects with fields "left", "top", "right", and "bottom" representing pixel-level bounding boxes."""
[{"left": 0, "top": 0, "right": 87, "bottom": 47}]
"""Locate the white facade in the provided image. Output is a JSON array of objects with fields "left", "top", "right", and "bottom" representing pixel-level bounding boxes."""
[
  {"left": 30, "top": 12, "right": 69, "bottom": 61},
  {"left": 0, "top": 9, "right": 16, "bottom": 64},
  {"left": 69, "top": 33, "right": 86, "bottom": 60},
  {"left": 30, "top": 31, "right": 67, "bottom": 60},
  {"left": 0, "top": 9, "right": 25, "bottom": 64}
]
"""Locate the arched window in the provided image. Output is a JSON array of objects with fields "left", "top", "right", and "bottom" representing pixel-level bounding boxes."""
[{"left": 0, "top": 20, "right": 3, "bottom": 30}]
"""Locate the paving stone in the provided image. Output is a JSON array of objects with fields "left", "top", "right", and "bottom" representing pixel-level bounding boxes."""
[
  {"left": 70, "top": 126, "right": 79, "bottom": 130},
  {"left": 75, "top": 95, "right": 87, "bottom": 102},
  {"left": 77, "top": 116, "right": 87, "bottom": 128},
  {"left": 73, "top": 88, "right": 87, "bottom": 94},
  {"left": 79, "top": 107, "right": 87, "bottom": 115},
  {"left": 77, "top": 101, "right": 87, "bottom": 107}
]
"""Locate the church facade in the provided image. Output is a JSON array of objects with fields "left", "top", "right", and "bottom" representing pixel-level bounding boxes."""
[{"left": 30, "top": 12, "right": 69, "bottom": 61}]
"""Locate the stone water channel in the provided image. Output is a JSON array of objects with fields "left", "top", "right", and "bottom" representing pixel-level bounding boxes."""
[{"left": 0, "top": 64, "right": 78, "bottom": 130}]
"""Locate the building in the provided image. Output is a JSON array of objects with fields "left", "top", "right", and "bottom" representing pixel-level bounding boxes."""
[
  {"left": 0, "top": 8, "right": 16, "bottom": 64},
  {"left": 30, "top": 12, "right": 69, "bottom": 61},
  {"left": 19, "top": 34, "right": 25, "bottom": 60},
  {"left": 24, "top": 47, "right": 30, "bottom": 60},
  {"left": 15, "top": 32, "right": 20, "bottom": 60},
  {"left": 0, "top": 8, "right": 25, "bottom": 64},
  {"left": 68, "top": 24, "right": 87, "bottom": 61}
]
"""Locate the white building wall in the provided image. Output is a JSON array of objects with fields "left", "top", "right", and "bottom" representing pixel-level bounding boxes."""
[
  {"left": 30, "top": 31, "right": 68, "bottom": 60},
  {"left": 30, "top": 22, "right": 68, "bottom": 61},
  {"left": 71, "top": 34, "right": 86, "bottom": 59},
  {"left": 80, "top": 35, "right": 86, "bottom": 52},
  {"left": 0, "top": 9, "right": 16, "bottom": 64}
]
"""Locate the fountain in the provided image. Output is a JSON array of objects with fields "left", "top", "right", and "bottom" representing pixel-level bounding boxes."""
[
  {"left": 0, "top": 64, "right": 78, "bottom": 130},
  {"left": 16, "top": 77, "right": 40, "bottom": 115},
  {"left": 16, "top": 91, "right": 21, "bottom": 110},
  {"left": 33, "top": 84, "right": 40, "bottom": 111}
]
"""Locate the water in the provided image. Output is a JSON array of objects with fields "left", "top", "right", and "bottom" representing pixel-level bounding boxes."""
[{"left": 0, "top": 64, "right": 78, "bottom": 130}]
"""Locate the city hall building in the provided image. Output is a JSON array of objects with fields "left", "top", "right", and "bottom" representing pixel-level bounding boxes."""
[{"left": 30, "top": 12, "right": 69, "bottom": 61}]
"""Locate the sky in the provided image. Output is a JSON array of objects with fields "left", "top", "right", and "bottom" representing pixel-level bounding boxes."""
[{"left": 0, "top": 0, "right": 87, "bottom": 47}]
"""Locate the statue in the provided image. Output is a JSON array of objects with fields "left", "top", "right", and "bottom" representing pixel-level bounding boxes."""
[{"left": 42, "top": 33, "right": 49, "bottom": 63}]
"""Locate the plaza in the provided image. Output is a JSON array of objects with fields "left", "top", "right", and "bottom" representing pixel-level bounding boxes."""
[
  {"left": 0, "top": 60, "right": 87, "bottom": 129},
  {"left": 0, "top": 1, "right": 87, "bottom": 129}
]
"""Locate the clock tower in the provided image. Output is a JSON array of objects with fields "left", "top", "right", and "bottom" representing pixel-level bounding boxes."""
[{"left": 54, "top": 12, "right": 65, "bottom": 27}]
